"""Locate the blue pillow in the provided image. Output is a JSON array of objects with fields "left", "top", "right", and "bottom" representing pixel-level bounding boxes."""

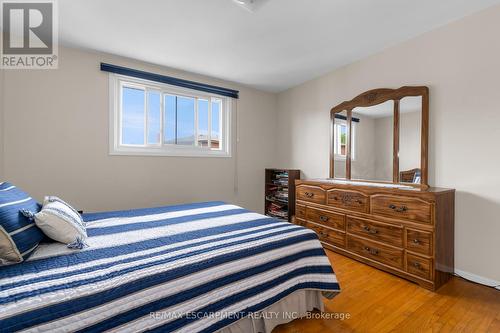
[
  {"left": 0, "top": 182, "right": 44, "bottom": 264},
  {"left": 0, "top": 182, "right": 15, "bottom": 191}
]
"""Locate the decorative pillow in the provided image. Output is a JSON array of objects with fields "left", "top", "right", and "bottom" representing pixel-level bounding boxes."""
[
  {"left": 24, "top": 196, "right": 88, "bottom": 249},
  {"left": 0, "top": 182, "right": 44, "bottom": 264}
]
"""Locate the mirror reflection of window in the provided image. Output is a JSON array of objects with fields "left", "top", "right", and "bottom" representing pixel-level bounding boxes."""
[
  {"left": 335, "top": 122, "right": 347, "bottom": 156},
  {"left": 399, "top": 96, "right": 422, "bottom": 184},
  {"left": 351, "top": 100, "right": 394, "bottom": 182},
  {"left": 334, "top": 120, "right": 355, "bottom": 159}
]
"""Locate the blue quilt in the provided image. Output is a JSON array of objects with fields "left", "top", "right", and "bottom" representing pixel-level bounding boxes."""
[{"left": 0, "top": 201, "right": 340, "bottom": 332}]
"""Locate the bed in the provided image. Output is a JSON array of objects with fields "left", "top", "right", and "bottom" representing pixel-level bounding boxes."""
[{"left": 0, "top": 201, "right": 340, "bottom": 332}]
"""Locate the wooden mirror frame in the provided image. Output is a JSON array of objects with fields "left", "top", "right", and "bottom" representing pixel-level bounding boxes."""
[{"left": 330, "top": 86, "right": 429, "bottom": 188}]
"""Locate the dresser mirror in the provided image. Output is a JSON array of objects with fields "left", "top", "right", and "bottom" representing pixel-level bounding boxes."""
[
  {"left": 332, "top": 110, "right": 349, "bottom": 179},
  {"left": 332, "top": 110, "right": 348, "bottom": 179},
  {"left": 399, "top": 96, "right": 423, "bottom": 183},
  {"left": 330, "top": 86, "right": 429, "bottom": 187},
  {"left": 351, "top": 100, "right": 394, "bottom": 182}
]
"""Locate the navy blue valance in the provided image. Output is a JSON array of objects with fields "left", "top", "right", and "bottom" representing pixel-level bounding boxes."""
[
  {"left": 100, "top": 63, "right": 239, "bottom": 99},
  {"left": 334, "top": 114, "right": 360, "bottom": 123}
]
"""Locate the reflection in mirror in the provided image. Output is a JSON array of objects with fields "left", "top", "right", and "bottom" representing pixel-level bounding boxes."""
[
  {"left": 351, "top": 100, "right": 394, "bottom": 182},
  {"left": 399, "top": 96, "right": 422, "bottom": 184},
  {"left": 333, "top": 110, "right": 348, "bottom": 179}
]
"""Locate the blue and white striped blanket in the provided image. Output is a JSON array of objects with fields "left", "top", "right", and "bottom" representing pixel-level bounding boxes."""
[{"left": 0, "top": 202, "right": 340, "bottom": 332}]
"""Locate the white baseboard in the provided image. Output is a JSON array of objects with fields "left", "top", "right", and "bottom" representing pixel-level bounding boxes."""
[{"left": 454, "top": 269, "right": 500, "bottom": 290}]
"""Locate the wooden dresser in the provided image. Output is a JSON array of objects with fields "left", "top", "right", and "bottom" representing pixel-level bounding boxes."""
[{"left": 294, "top": 179, "right": 455, "bottom": 290}]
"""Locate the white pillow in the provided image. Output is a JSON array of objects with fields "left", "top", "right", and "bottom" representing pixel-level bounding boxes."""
[{"left": 34, "top": 196, "right": 88, "bottom": 249}]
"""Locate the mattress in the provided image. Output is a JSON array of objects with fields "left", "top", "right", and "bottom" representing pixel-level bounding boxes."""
[{"left": 0, "top": 201, "right": 340, "bottom": 332}]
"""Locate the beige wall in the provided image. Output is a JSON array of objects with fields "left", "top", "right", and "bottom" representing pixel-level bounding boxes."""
[
  {"left": 0, "top": 69, "right": 4, "bottom": 179},
  {"left": 2, "top": 47, "right": 278, "bottom": 213},
  {"left": 276, "top": 5, "right": 500, "bottom": 282}
]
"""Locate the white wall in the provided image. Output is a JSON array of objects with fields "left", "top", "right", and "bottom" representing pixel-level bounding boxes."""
[
  {"left": 276, "top": 5, "right": 500, "bottom": 282},
  {"left": 1, "top": 47, "right": 278, "bottom": 213}
]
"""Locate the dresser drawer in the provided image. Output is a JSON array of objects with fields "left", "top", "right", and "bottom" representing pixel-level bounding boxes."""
[
  {"left": 327, "top": 189, "right": 369, "bottom": 213},
  {"left": 296, "top": 204, "right": 306, "bottom": 219},
  {"left": 407, "top": 254, "right": 432, "bottom": 280},
  {"left": 347, "top": 216, "right": 403, "bottom": 247},
  {"left": 406, "top": 229, "right": 432, "bottom": 256},
  {"left": 302, "top": 220, "right": 345, "bottom": 248},
  {"left": 347, "top": 235, "right": 404, "bottom": 269},
  {"left": 371, "top": 195, "right": 433, "bottom": 224},
  {"left": 306, "top": 207, "right": 345, "bottom": 231},
  {"left": 296, "top": 186, "right": 326, "bottom": 204}
]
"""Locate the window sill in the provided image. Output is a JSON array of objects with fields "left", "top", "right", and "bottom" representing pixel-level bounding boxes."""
[{"left": 109, "top": 146, "right": 231, "bottom": 158}]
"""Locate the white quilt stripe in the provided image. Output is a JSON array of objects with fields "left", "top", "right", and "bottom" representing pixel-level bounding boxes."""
[
  {"left": 0, "top": 197, "right": 31, "bottom": 208},
  {"left": 1, "top": 229, "right": 315, "bottom": 318},
  {"left": 22, "top": 241, "right": 327, "bottom": 333},
  {"left": 0, "top": 185, "right": 16, "bottom": 191},
  {"left": 0, "top": 222, "right": 290, "bottom": 286},
  {"left": 8, "top": 223, "right": 36, "bottom": 236},
  {"left": 85, "top": 204, "right": 241, "bottom": 229},
  {"left": 28, "top": 212, "right": 267, "bottom": 261},
  {"left": 1, "top": 224, "right": 302, "bottom": 297}
]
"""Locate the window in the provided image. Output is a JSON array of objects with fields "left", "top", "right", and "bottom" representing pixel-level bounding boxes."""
[
  {"left": 333, "top": 121, "right": 356, "bottom": 160},
  {"left": 109, "top": 75, "right": 231, "bottom": 157}
]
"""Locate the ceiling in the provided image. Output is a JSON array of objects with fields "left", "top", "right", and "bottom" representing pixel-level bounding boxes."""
[{"left": 59, "top": 0, "right": 500, "bottom": 92}]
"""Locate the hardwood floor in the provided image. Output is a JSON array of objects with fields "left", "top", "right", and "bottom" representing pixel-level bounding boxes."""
[{"left": 274, "top": 250, "right": 500, "bottom": 333}]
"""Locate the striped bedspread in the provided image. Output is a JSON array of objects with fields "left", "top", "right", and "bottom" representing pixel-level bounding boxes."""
[{"left": 0, "top": 201, "right": 340, "bottom": 332}]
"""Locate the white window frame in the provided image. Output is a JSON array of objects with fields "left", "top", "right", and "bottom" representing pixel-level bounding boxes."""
[
  {"left": 109, "top": 74, "right": 232, "bottom": 157},
  {"left": 333, "top": 120, "right": 356, "bottom": 161}
]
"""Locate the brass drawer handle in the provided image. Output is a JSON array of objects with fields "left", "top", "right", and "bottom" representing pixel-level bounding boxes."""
[
  {"left": 304, "top": 192, "right": 315, "bottom": 198},
  {"left": 363, "top": 246, "right": 379, "bottom": 255},
  {"left": 389, "top": 204, "right": 408, "bottom": 212},
  {"left": 413, "top": 239, "right": 420, "bottom": 244},
  {"left": 363, "top": 226, "right": 378, "bottom": 234},
  {"left": 319, "top": 215, "right": 329, "bottom": 222},
  {"left": 413, "top": 262, "right": 423, "bottom": 270}
]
